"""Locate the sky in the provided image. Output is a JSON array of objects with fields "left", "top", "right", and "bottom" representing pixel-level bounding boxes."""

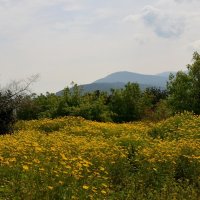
[{"left": 0, "top": 0, "right": 200, "bottom": 94}]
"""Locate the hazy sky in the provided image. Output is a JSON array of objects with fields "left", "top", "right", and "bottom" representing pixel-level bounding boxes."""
[{"left": 0, "top": 0, "right": 200, "bottom": 93}]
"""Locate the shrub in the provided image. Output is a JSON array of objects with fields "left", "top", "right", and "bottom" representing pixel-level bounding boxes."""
[{"left": 0, "top": 91, "right": 16, "bottom": 135}]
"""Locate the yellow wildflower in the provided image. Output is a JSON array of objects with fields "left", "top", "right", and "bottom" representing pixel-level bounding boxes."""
[
  {"left": 22, "top": 165, "right": 29, "bottom": 171},
  {"left": 99, "top": 167, "right": 105, "bottom": 171},
  {"left": 101, "top": 190, "right": 107, "bottom": 194},
  {"left": 83, "top": 185, "right": 89, "bottom": 190},
  {"left": 47, "top": 186, "right": 53, "bottom": 190},
  {"left": 59, "top": 181, "right": 64, "bottom": 185},
  {"left": 60, "top": 153, "right": 67, "bottom": 161},
  {"left": 33, "top": 159, "right": 40, "bottom": 164}
]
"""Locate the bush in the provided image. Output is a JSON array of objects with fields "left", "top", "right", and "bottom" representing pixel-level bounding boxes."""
[{"left": 0, "top": 91, "right": 16, "bottom": 135}]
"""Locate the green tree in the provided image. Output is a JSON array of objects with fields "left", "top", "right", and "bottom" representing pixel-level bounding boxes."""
[
  {"left": 74, "top": 91, "right": 112, "bottom": 122},
  {"left": 17, "top": 93, "right": 39, "bottom": 120},
  {"left": 167, "top": 51, "right": 200, "bottom": 114},
  {"left": 144, "top": 87, "right": 168, "bottom": 106},
  {"left": 56, "top": 84, "right": 83, "bottom": 117},
  {"left": 109, "top": 83, "right": 142, "bottom": 122},
  {"left": 141, "top": 87, "right": 168, "bottom": 120},
  {"left": 35, "top": 93, "right": 61, "bottom": 118}
]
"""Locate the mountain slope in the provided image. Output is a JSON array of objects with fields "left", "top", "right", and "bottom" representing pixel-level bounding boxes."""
[
  {"left": 156, "top": 71, "right": 176, "bottom": 77},
  {"left": 94, "top": 71, "right": 168, "bottom": 88},
  {"left": 57, "top": 71, "right": 170, "bottom": 95},
  {"left": 80, "top": 82, "right": 155, "bottom": 93}
]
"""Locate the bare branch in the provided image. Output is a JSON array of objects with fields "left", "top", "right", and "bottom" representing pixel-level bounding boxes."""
[
  {"left": 0, "top": 74, "right": 39, "bottom": 106},
  {"left": 3, "top": 74, "right": 39, "bottom": 97}
]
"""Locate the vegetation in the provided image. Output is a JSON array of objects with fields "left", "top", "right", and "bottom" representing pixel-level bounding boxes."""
[
  {"left": 0, "top": 113, "right": 199, "bottom": 199},
  {"left": 16, "top": 83, "right": 169, "bottom": 124},
  {"left": 168, "top": 52, "right": 200, "bottom": 114},
  {"left": 0, "top": 90, "right": 16, "bottom": 134},
  {"left": 0, "top": 75, "right": 38, "bottom": 135},
  {"left": 0, "top": 52, "right": 200, "bottom": 199}
]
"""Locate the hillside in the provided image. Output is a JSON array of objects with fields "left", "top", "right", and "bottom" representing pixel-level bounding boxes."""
[
  {"left": 94, "top": 71, "right": 168, "bottom": 87},
  {"left": 156, "top": 71, "right": 176, "bottom": 77},
  {"left": 57, "top": 71, "right": 171, "bottom": 95}
]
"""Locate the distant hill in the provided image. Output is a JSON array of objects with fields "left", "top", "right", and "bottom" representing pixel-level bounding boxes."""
[
  {"left": 56, "top": 82, "right": 157, "bottom": 96},
  {"left": 94, "top": 71, "right": 168, "bottom": 87},
  {"left": 78, "top": 82, "right": 125, "bottom": 93},
  {"left": 156, "top": 71, "right": 177, "bottom": 78},
  {"left": 57, "top": 71, "right": 172, "bottom": 95},
  {"left": 56, "top": 82, "right": 125, "bottom": 96}
]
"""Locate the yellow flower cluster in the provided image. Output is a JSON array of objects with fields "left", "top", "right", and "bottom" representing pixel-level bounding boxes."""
[{"left": 0, "top": 113, "right": 199, "bottom": 199}]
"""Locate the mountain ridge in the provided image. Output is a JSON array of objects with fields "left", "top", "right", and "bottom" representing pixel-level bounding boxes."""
[
  {"left": 94, "top": 71, "right": 168, "bottom": 87},
  {"left": 57, "top": 71, "right": 174, "bottom": 95}
]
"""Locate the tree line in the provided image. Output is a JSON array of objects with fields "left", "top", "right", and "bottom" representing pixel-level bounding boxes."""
[
  {"left": 1, "top": 52, "right": 200, "bottom": 134},
  {"left": 17, "top": 83, "right": 169, "bottom": 122}
]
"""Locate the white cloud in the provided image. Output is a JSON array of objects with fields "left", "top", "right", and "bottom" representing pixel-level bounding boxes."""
[
  {"left": 142, "top": 5, "right": 185, "bottom": 38},
  {"left": 174, "top": 0, "right": 198, "bottom": 3},
  {"left": 94, "top": 8, "right": 115, "bottom": 20},
  {"left": 0, "top": 0, "right": 85, "bottom": 39},
  {"left": 123, "top": 14, "right": 141, "bottom": 23},
  {"left": 63, "top": 0, "right": 84, "bottom": 11},
  {"left": 124, "top": 5, "right": 185, "bottom": 39}
]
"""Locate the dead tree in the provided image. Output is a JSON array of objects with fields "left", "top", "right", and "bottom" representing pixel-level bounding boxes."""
[{"left": 0, "top": 74, "right": 39, "bottom": 135}]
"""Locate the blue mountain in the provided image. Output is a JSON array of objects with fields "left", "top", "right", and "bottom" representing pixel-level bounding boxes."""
[{"left": 57, "top": 71, "right": 174, "bottom": 95}]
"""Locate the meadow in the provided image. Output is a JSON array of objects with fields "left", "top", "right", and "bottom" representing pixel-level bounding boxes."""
[{"left": 0, "top": 112, "right": 200, "bottom": 199}]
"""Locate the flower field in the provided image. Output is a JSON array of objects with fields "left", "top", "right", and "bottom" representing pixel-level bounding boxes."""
[{"left": 0, "top": 113, "right": 200, "bottom": 199}]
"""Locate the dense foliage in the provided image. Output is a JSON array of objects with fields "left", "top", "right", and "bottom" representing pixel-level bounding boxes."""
[
  {"left": 0, "top": 90, "right": 19, "bottom": 134},
  {"left": 0, "top": 113, "right": 199, "bottom": 199},
  {"left": 16, "top": 84, "right": 169, "bottom": 123},
  {"left": 168, "top": 52, "right": 200, "bottom": 114}
]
